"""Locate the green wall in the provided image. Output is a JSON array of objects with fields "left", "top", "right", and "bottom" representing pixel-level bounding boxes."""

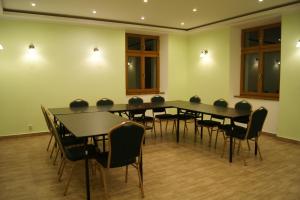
[
  {"left": 187, "top": 28, "right": 231, "bottom": 104},
  {"left": 0, "top": 18, "right": 126, "bottom": 135},
  {"left": 278, "top": 11, "right": 300, "bottom": 140}
]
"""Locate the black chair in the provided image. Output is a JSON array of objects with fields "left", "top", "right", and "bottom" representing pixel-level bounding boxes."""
[
  {"left": 95, "top": 98, "right": 115, "bottom": 152},
  {"left": 177, "top": 95, "right": 202, "bottom": 135},
  {"left": 196, "top": 98, "right": 228, "bottom": 147},
  {"left": 41, "top": 106, "right": 85, "bottom": 165},
  {"left": 41, "top": 105, "right": 55, "bottom": 152},
  {"left": 69, "top": 99, "right": 89, "bottom": 108},
  {"left": 151, "top": 95, "right": 176, "bottom": 136},
  {"left": 95, "top": 121, "right": 145, "bottom": 198},
  {"left": 45, "top": 107, "right": 97, "bottom": 195},
  {"left": 128, "top": 96, "right": 154, "bottom": 132},
  {"left": 218, "top": 100, "right": 252, "bottom": 150},
  {"left": 222, "top": 107, "right": 268, "bottom": 165}
]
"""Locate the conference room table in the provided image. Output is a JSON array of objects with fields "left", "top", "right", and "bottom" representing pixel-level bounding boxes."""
[{"left": 49, "top": 100, "right": 250, "bottom": 200}]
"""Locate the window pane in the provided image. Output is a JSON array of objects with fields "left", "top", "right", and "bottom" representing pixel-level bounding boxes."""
[
  {"left": 128, "top": 56, "right": 141, "bottom": 89},
  {"left": 128, "top": 36, "right": 141, "bottom": 50},
  {"left": 145, "top": 38, "right": 157, "bottom": 51},
  {"left": 263, "top": 26, "right": 281, "bottom": 45},
  {"left": 244, "top": 31, "right": 259, "bottom": 48},
  {"left": 144, "top": 57, "right": 157, "bottom": 89},
  {"left": 244, "top": 53, "right": 259, "bottom": 92},
  {"left": 263, "top": 51, "right": 280, "bottom": 93}
]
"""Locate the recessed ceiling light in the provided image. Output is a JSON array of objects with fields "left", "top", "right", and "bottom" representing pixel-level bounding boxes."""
[
  {"left": 180, "top": 22, "right": 185, "bottom": 26},
  {"left": 192, "top": 8, "right": 197, "bottom": 12},
  {"left": 258, "top": 0, "right": 263, "bottom": 2},
  {"left": 31, "top": 2, "right": 36, "bottom": 7},
  {"left": 143, "top": 0, "right": 148, "bottom": 3},
  {"left": 141, "top": 16, "right": 145, "bottom": 20},
  {"left": 92, "top": 10, "right": 97, "bottom": 14}
]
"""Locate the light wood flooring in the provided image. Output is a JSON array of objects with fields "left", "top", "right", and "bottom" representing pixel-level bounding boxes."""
[{"left": 1, "top": 122, "right": 300, "bottom": 200}]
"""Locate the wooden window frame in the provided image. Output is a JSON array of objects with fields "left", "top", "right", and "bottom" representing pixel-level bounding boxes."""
[
  {"left": 126, "top": 33, "right": 160, "bottom": 95},
  {"left": 240, "top": 23, "right": 281, "bottom": 100}
]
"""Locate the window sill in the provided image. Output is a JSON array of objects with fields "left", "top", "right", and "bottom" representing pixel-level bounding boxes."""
[{"left": 234, "top": 94, "right": 279, "bottom": 101}]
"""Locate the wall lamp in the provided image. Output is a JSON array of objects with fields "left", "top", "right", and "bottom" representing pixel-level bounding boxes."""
[
  {"left": 28, "top": 43, "right": 35, "bottom": 52},
  {"left": 200, "top": 49, "right": 208, "bottom": 58},
  {"left": 296, "top": 40, "right": 300, "bottom": 48}
]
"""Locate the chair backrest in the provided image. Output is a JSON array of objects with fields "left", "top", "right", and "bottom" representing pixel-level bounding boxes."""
[
  {"left": 213, "top": 98, "right": 228, "bottom": 107},
  {"left": 234, "top": 100, "right": 252, "bottom": 124},
  {"left": 97, "top": 98, "right": 114, "bottom": 106},
  {"left": 69, "top": 99, "right": 89, "bottom": 108},
  {"left": 245, "top": 107, "right": 268, "bottom": 139},
  {"left": 41, "top": 105, "right": 52, "bottom": 132},
  {"left": 189, "top": 95, "right": 201, "bottom": 104},
  {"left": 128, "top": 96, "right": 143, "bottom": 105},
  {"left": 108, "top": 121, "right": 145, "bottom": 168},
  {"left": 151, "top": 95, "right": 166, "bottom": 113},
  {"left": 44, "top": 108, "right": 67, "bottom": 158},
  {"left": 235, "top": 100, "right": 252, "bottom": 111},
  {"left": 128, "top": 96, "right": 145, "bottom": 117}
]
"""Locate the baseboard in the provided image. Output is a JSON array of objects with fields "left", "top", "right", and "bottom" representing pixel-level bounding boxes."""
[
  {"left": 262, "top": 132, "right": 300, "bottom": 145},
  {"left": 0, "top": 131, "right": 49, "bottom": 140}
]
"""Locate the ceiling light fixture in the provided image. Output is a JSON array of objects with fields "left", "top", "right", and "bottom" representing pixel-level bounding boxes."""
[
  {"left": 92, "top": 10, "right": 97, "bottom": 14},
  {"left": 0, "top": 44, "right": 3, "bottom": 50},
  {"left": 296, "top": 40, "right": 300, "bottom": 48},
  {"left": 258, "top": 0, "right": 263, "bottom": 2},
  {"left": 192, "top": 8, "right": 197, "bottom": 12},
  {"left": 31, "top": 2, "right": 36, "bottom": 7},
  {"left": 143, "top": 0, "right": 148, "bottom": 3},
  {"left": 141, "top": 16, "right": 145, "bottom": 20},
  {"left": 180, "top": 22, "right": 185, "bottom": 26}
]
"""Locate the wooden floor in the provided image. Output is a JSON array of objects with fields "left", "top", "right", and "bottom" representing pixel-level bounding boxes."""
[{"left": 1, "top": 123, "right": 300, "bottom": 200}]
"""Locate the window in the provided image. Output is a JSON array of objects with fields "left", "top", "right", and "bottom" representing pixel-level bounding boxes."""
[
  {"left": 126, "top": 33, "right": 160, "bottom": 95},
  {"left": 240, "top": 23, "right": 281, "bottom": 100}
]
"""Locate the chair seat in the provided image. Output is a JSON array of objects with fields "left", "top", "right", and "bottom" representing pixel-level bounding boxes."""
[
  {"left": 177, "top": 113, "right": 195, "bottom": 120},
  {"left": 155, "top": 114, "right": 176, "bottom": 119},
  {"left": 133, "top": 116, "right": 154, "bottom": 122},
  {"left": 61, "top": 135, "right": 86, "bottom": 146},
  {"left": 224, "top": 125, "right": 247, "bottom": 139},
  {"left": 95, "top": 152, "right": 136, "bottom": 168},
  {"left": 65, "top": 144, "right": 98, "bottom": 161},
  {"left": 197, "top": 120, "right": 220, "bottom": 127}
]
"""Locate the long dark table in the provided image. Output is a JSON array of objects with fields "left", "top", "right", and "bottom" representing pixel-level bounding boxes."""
[{"left": 49, "top": 100, "right": 250, "bottom": 200}]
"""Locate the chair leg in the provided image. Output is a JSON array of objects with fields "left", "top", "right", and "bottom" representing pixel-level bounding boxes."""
[
  {"left": 256, "top": 139, "right": 263, "bottom": 160},
  {"left": 98, "top": 166, "right": 108, "bottom": 198},
  {"left": 46, "top": 134, "right": 53, "bottom": 151},
  {"left": 58, "top": 159, "right": 66, "bottom": 182},
  {"left": 247, "top": 139, "right": 251, "bottom": 151},
  {"left": 159, "top": 120, "right": 163, "bottom": 137},
  {"left": 221, "top": 137, "right": 227, "bottom": 158},
  {"left": 136, "top": 163, "right": 145, "bottom": 198},
  {"left": 53, "top": 148, "right": 60, "bottom": 165},
  {"left": 165, "top": 120, "right": 169, "bottom": 133},
  {"left": 214, "top": 129, "right": 219, "bottom": 149},
  {"left": 64, "top": 163, "right": 76, "bottom": 196},
  {"left": 239, "top": 142, "right": 247, "bottom": 166},
  {"left": 50, "top": 141, "right": 57, "bottom": 159},
  {"left": 153, "top": 119, "right": 157, "bottom": 137}
]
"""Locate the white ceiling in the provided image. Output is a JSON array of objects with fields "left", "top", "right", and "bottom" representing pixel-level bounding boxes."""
[{"left": 1, "top": 0, "right": 300, "bottom": 31}]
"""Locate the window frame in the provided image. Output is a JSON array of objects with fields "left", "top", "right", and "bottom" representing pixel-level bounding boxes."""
[
  {"left": 240, "top": 23, "right": 281, "bottom": 100},
  {"left": 125, "top": 33, "right": 160, "bottom": 95}
]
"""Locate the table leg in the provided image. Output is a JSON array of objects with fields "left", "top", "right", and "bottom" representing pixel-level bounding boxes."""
[
  {"left": 176, "top": 108, "right": 180, "bottom": 143},
  {"left": 229, "top": 119, "right": 234, "bottom": 163},
  {"left": 85, "top": 146, "right": 90, "bottom": 200}
]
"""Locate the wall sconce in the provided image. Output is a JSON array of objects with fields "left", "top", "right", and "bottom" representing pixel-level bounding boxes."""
[
  {"left": 93, "top": 47, "right": 101, "bottom": 56},
  {"left": 200, "top": 49, "right": 208, "bottom": 58},
  {"left": 296, "top": 40, "right": 300, "bottom": 48},
  {"left": 0, "top": 44, "right": 3, "bottom": 50},
  {"left": 28, "top": 43, "right": 36, "bottom": 53}
]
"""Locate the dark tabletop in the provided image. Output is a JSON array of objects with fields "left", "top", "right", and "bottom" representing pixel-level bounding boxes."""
[{"left": 55, "top": 112, "right": 128, "bottom": 138}]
